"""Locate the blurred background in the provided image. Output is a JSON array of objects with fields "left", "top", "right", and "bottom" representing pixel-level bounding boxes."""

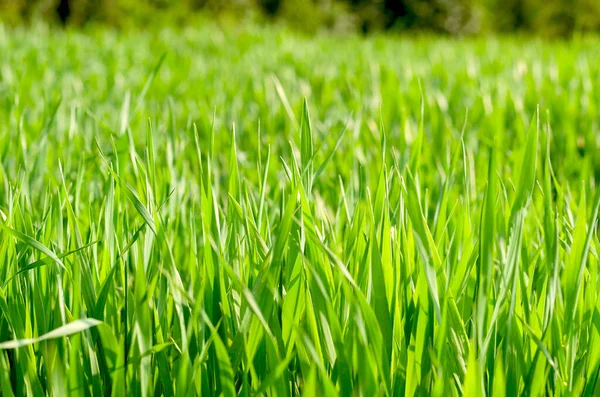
[{"left": 1, "top": 0, "right": 599, "bottom": 37}]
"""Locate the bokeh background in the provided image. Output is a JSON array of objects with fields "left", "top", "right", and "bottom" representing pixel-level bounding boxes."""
[{"left": 1, "top": 0, "right": 600, "bottom": 37}]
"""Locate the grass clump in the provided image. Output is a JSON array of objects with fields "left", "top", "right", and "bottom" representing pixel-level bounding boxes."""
[{"left": 0, "top": 24, "right": 600, "bottom": 395}]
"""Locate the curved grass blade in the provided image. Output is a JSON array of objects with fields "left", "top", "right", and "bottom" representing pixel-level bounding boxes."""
[
  {"left": 0, "top": 223, "right": 65, "bottom": 270},
  {"left": 2, "top": 240, "right": 97, "bottom": 288},
  {"left": 0, "top": 319, "right": 101, "bottom": 349}
]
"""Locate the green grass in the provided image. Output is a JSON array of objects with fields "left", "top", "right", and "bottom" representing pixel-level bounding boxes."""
[{"left": 1, "top": 23, "right": 600, "bottom": 396}]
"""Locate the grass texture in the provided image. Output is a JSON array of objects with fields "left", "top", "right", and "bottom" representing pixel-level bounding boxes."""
[{"left": 1, "top": 24, "right": 600, "bottom": 396}]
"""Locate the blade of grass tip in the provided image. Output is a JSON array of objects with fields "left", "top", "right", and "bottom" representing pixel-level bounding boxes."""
[
  {"left": 512, "top": 106, "right": 539, "bottom": 215},
  {"left": 258, "top": 145, "right": 271, "bottom": 227},
  {"left": 133, "top": 52, "right": 166, "bottom": 115},
  {"left": 257, "top": 118, "right": 262, "bottom": 171},
  {"left": 314, "top": 114, "right": 351, "bottom": 181},
  {"left": 119, "top": 91, "right": 130, "bottom": 135},
  {"left": 146, "top": 118, "right": 156, "bottom": 202},
  {"left": 0, "top": 223, "right": 65, "bottom": 270},
  {"left": 42, "top": 95, "right": 62, "bottom": 135},
  {"left": 193, "top": 123, "right": 204, "bottom": 177},
  {"left": 280, "top": 156, "right": 294, "bottom": 185},
  {"left": 542, "top": 115, "right": 560, "bottom": 330},
  {"left": 369, "top": 232, "right": 393, "bottom": 364},
  {"left": 517, "top": 314, "right": 557, "bottom": 370},
  {"left": 433, "top": 108, "right": 468, "bottom": 239},
  {"left": 112, "top": 342, "right": 174, "bottom": 372},
  {"left": 271, "top": 74, "right": 298, "bottom": 128},
  {"left": 402, "top": 171, "right": 442, "bottom": 322},
  {"left": 94, "top": 224, "right": 146, "bottom": 318},
  {"left": 95, "top": 139, "right": 157, "bottom": 235},
  {"left": 0, "top": 319, "right": 101, "bottom": 349},
  {"left": 476, "top": 140, "right": 496, "bottom": 353},
  {"left": 492, "top": 354, "right": 506, "bottom": 397},
  {"left": 82, "top": 107, "right": 114, "bottom": 133},
  {"left": 409, "top": 79, "right": 425, "bottom": 172},
  {"left": 94, "top": 137, "right": 120, "bottom": 181},
  {"left": 2, "top": 240, "right": 97, "bottom": 288},
  {"left": 379, "top": 107, "right": 386, "bottom": 158},
  {"left": 228, "top": 123, "right": 240, "bottom": 201},
  {"left": 121, "top": 181, "right": 157, "bottom": 235},
  {"left": 220, "top": 261, "right": 275, "bottom": 339},
  {"left": 300, "top": 218, "right": 358, "bottom": 289},
  {"left": 300, "top": 98, "right": 313, "bottom": 190},
  {"left": 464, "top": 342, "right": 484, "bottom": 397}
]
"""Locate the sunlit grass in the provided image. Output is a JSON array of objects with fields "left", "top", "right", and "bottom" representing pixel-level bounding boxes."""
[{"left": 0, "top": 24, "right": 600, "bottom": 396}]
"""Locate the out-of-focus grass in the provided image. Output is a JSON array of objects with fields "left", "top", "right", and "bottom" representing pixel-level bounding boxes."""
[{"left": 0, "top": 23, "right": 600, "bottom": 395}]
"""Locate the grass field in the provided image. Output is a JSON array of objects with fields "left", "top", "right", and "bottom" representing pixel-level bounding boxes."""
[{"left": 1, "top": 24, "right": 600, "bottom": 396}]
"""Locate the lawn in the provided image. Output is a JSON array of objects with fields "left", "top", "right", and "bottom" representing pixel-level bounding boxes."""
[{"left": 1, "top": 24, "right": 600, "bottom": 396}]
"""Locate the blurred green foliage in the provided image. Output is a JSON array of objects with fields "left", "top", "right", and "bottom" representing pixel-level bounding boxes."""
[{"left": 1, "top": 0, "right": 599, "bottom": 36}]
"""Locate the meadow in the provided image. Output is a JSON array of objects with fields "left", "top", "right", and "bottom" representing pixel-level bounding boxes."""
[{"left": 1, "top": 24, "right": 600, "bottom": 395}]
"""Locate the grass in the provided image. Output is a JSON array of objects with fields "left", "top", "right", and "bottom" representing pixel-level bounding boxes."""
[{"left": 1, "top": 23, "right": 600, "bottom": 396}]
